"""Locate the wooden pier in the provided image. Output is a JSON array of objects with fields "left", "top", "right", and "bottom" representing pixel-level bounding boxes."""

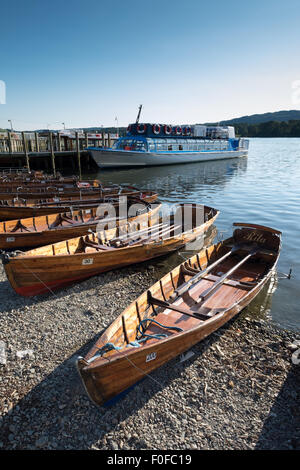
[{"left": 0, "top": 131, "right": 118, "bottom": 175}]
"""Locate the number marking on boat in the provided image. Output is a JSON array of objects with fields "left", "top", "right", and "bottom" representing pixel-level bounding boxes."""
[
  {"left": 82, "top": 258, "right": 94, "bottom": 265},
  {"left": 146, "top": 352, "right": 156, "bottom": 363},
  {"left": 6, "top": 237, "right": 15, "bottom": 242}
]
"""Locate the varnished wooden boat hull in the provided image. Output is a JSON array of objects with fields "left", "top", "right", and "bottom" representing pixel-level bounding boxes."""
[
  {"left": 76, "top": 223, "right": 281, "bottom": 407},
  {"left": 0, "top": 179, "right": 100, "bottom": 190},
  {"left": 0, "top": 202, "right": 160, "bottom": 250},
  {"left": 0, "top": 191, "right": 158, "bottom": 220},
  {"left": 2, "top": 205, "right": 219, "bottom": 296},
  {"left": 0, "top": 184, "right": 158, "bottom": 203},
  {"left": 0, "top": 189, "right": 103, "bottom": 200}
]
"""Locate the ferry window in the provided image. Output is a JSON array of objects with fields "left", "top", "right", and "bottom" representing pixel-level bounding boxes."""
[
  {"left": 168, "top": 145, "right": 172, "bottom": 151},
  {"left": 156, "top": 143, "right": 165, "bottom": 151},
  {"left": 133, "top": 140, "right": 147, "bottom": 151},
  {"left": 147, "top": 138, "right": 155, "bottom": 151},
  {"left": 118, "top": 139, "right": 134, "bottom": 150},
  {"left": 179, "top": 145, "right": 183, "bottom": 150}
]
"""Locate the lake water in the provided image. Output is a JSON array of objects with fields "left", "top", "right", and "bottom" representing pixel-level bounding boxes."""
[{"left": 84, "top": 138, "right": 300, "bottom": 332}]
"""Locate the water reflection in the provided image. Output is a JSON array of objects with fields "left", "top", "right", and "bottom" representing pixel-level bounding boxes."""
[
  {"left": 88, "top": 157, "right": 248, "bottom": 204},
  {"left": 239, "top": 274, "right": 279, "bottom": 322}
]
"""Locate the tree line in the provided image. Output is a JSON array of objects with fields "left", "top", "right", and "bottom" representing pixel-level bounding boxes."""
[{"left": 233, "top": 120, "right": 300, "bottom": 137}]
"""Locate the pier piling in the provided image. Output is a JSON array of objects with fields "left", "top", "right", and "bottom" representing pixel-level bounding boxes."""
[
  {"left": 21, "top": 131, "right": 30, "bottom": 171},
  {"left": 76, "top": 131, "right": 82, "bottom": 178},
  {"left": 49, "top": 131, "right": 56, "bottom": 176}
]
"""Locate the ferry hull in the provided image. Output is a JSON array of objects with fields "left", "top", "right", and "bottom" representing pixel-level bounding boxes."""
[{"left": 89, "top": 149, "right": 248, "bottom": 168}]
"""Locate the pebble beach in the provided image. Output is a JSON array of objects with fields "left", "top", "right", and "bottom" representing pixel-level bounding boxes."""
[{"left": 0, "top": 256, "right": 299, "bottom": 451}]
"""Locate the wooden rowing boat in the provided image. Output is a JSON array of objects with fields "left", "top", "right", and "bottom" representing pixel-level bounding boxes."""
[
  {"left": 1, "top": 204, "right": 219, "bottom": 296},
  {"left": 0, "top": 178, "right": 100, "bottom": 189},
  {"left": 0, "top": 182, "right": 151, "bottom": 201},
  {"left": 0, "top": 170, "right": 67, "bottom": 181},
  {"left": 76, "top": 222, "right": 281, "bottom": 407},
  {"left": 0, "top": 186, "right": 115, "bottom": 200},
  {"left": 0, "top": 199, "right": 160, "bottom": 250},
  {"left": 0, "top": 189, "right": 158, "bottom": 220}
]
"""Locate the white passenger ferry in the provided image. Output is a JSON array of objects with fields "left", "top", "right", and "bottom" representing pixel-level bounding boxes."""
[{"left": 88, "top": 122, "right": 249, "bottom": 168}]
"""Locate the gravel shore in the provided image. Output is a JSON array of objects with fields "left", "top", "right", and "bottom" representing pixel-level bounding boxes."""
[{"left": 0, "top": 256, "right": 299, "bottom": 451}]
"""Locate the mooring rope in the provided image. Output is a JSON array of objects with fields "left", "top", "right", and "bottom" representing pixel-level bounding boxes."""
[{"left": 88, "top": 318, "right": 183, "bottom": 363}]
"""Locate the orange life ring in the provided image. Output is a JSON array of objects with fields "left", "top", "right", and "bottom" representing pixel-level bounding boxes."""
[
  {"left": 164, "top": 125, "right": 172, "bottom": 135},
  {"left": 137, "top": 123, "right": 146, "bottom": 134},
  {"left": 152, "top": 124, "right": 161, "bottom": 135}
]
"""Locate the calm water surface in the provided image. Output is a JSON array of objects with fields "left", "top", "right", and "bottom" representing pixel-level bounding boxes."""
[{"left": 84, "top": 138, "right": 300, "bottom": 331}]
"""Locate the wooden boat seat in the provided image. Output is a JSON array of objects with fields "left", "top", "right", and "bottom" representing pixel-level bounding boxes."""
[
  {"left": 10, "top": 220, "right": 32, "bottom": 233},
  {"left": 213, "top": 259, "right": 267, "bottom": 281},
  {"left": 200, "top": 273, "right": 255, "bottom": 290},
  {"left": 147, "top": 291, "right": 220, "bottom": 321},
  {"left": 74, "top": 236, "right": 115, "bottom": 253},
  {"left": 225, "top": 241, "right": 277, "bottom": 256},
  {"left": 49, "top": 213, "right": 77, "bottom": 228}
]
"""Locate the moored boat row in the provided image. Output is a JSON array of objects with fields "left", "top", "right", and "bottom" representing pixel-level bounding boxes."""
[
  {"left": 0, "top": 188, "right": 158, "bottom": 220},
  {"left": 0, "top": 198, "right": 159, "bottom": 250},
  {"left": 1, "top": 203, "right": 218, "bottom": 296},
  {"left": 0, "top": 150, "right": 284, "bottom": 409}
]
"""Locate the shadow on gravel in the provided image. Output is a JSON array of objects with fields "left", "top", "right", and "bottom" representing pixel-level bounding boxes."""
[
  {"left": 255, "top": 365, "right": 300, "bottom": 450},
  {"left": 0, "top": 320, "right": 232, "bottom": 450},
  {"left": 0, "top": 256, "right": 170, "bottom": 314}
]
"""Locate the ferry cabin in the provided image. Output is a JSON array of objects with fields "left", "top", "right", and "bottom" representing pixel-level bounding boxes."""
[{"left": 114, "top": 136, "right": 240, "bottom": 153}]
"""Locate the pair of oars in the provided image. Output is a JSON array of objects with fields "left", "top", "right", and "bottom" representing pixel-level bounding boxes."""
[
  {"left": 112, "top": 223, "right": 181, "bottom": 248},
  {"left": 148, "top": 244, "right": 259, "bottom": 322},
  {"left": 86, "top": 222, "right": 179, "bottom": 251},
  {"left": 93, "top": 221, "right": 167, "bottom": 246},
  {"left": 171, "top": 243, "right": 258, "bottom": 301},
  {"left": 195, "top": 245, "right": 259, "bottom": 304}
]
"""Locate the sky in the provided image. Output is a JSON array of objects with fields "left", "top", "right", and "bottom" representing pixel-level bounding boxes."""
[{"left": 0, "top": 0, "right": 300, "bottom": 130}]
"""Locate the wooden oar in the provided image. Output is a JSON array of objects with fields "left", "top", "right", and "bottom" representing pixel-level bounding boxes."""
[
  {"left": 133, "top": 224, "right": 180, "bottom": 246},
  {"left": 195, "top": 245, "right": 259, "bottom": 304},
  {"left": 116, "top": 224, "right": 179, "bottom": 248},
  {"left": 96, "top": 222, "right": 167, "bottom": 246},
  {"left": 172, "top": 243, "right": 251, "bottom": 299},
  {"left": 105, "top": 223, "right": 167, "bottom": 246},
  {"left": 83, "top": 223, "right": 171, "bottom": 251}
]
